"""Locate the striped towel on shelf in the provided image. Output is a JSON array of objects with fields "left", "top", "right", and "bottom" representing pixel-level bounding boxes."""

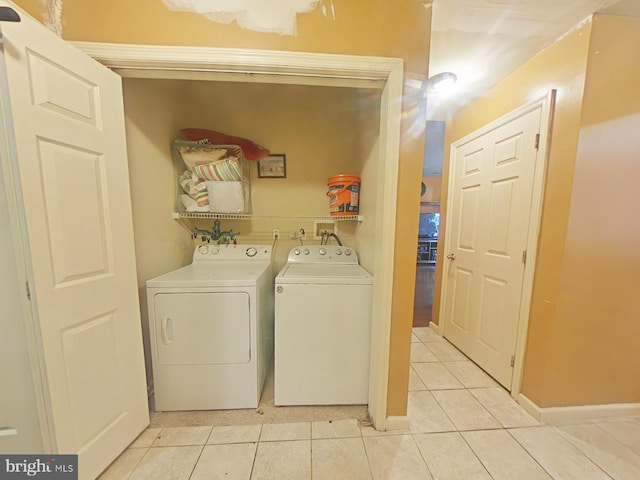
[{"left": 193, "top": 156, "right": 243, "bottom": 182}]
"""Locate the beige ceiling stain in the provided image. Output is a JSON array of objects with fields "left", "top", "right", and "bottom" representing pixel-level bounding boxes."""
[{"left": 161, "top": 0, "right": 327, "bottom": 36}]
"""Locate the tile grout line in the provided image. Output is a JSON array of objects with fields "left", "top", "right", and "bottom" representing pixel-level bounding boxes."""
[
  {"left": 591, "top": 420, "right": 640, "bottom": 459},
  {"left": 186, "top": 444, "right": 206, "bottom": 480},
  {"left": 457, "top": 430, "right": 497, "bottom": 479},
  {"left": 124, "top": 445, "right": 155, "bottom": 479},
  {"left": 115, "top": 426, "right": 163, "bottom": 479},
  {"left": 552, "top": 425, "right": 619, "bottom": 480},
  {"left": 308, "top": 421, "right": 313, "bottom": 480},
  {"left": 359, "top": 433, "right": 375, "bottom": 480},
  {"left": 116, "top": 447, "right": 148, "bottom": 480},
  {"left": 147, "top": 427, "right": 163, "bottom": 448},
  {"left": 188, "top": 424, "right": 215, "bottom": 480},
  {"left": 410, "top": 432, "right": 439, "bottom": 480},
  {"left": 409, "top": 364, "right": 428, "bottom": 390},
  {"left": 248, "top": 440, "right": 260, "bottom": 480},
  {"left": 503, "top": 427, "right": 557, "bottom": 479},
  {"left": 310, "top": 435, "right": 314, "bottom": 480},
  {"left": 506, "top": 425, "right": 618, "bottom": 480}
]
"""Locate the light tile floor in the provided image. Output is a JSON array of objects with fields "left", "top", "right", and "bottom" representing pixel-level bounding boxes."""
[{"left": 100, "top": 327, "right": 640, "bottom": 479}]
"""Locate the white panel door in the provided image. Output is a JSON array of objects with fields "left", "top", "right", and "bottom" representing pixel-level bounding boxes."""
[
  {"left": 0, "top": 130, "right": 43, "bottom": 453},
  {"left": 442, "top": 105, "right": 542, "bottom": 388},
  {"left": 1, "top": 3, "right": 148, "bottom": 478}
]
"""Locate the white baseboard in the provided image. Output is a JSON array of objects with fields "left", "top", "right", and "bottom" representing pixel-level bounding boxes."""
[
  {"left": 517, "top": 393, "right": 542, "bottom": 421},
  {"left": 518, "top": 393, "right": 640, "bottom": 425},
  {"left": 386, "top": 416, "right": 410, "bottom": 431}
]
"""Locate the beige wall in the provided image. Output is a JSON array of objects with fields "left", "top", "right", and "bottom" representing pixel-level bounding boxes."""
[
  {"left": 531, "top": 14, "right": 640, "bottom": 406},
  {"left": 123, "top": 79, "right": 194, "bottom": 286},
  {"left": 437, "top": 15, "right": 640, "bottom": 407},
  {"left": 13, "top": 0, "right": 432, "bottom": 416}
]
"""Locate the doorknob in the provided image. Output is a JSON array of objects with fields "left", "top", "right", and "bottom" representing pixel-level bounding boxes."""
[{"left": 446, "top": 253, "right": 456, "bottom": 260}]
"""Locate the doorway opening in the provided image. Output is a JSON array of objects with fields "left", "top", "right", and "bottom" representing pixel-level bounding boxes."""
[
  {"left": 73, "top": 41, "right": 404, "bottom": 430},
  {"left": 413, "top": 120, "right": 444, "bottom": 328}
]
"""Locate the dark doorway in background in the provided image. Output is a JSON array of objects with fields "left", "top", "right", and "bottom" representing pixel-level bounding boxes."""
[{"left": 413, "top": 264, "right": 435, "bottom": 327}]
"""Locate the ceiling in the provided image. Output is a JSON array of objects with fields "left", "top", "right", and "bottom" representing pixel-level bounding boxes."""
[{"left": 425, "top": 0, "right": 640, "bottom": 120}]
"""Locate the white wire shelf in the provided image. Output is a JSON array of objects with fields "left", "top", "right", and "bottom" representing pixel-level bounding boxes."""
[{"left": 173, "top": 212, "right": 364, "bottom": 221}]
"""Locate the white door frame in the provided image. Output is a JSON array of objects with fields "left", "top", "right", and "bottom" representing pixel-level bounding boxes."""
[
  {"left": 440, "top": 92, "right": 555, "bottom": 399},
  {"left": 72, "top": 42, "right": 404, "bottom": 430}
]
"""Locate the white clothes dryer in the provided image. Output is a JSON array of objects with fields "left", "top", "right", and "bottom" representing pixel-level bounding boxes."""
[
  {"left": 146, "top": 244, "right": 273, "bottom": 411},
  {"left": 274, "top": 245, "right": 373, "bottom": 406}
]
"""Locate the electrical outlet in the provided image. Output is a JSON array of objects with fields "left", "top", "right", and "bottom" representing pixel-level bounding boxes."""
[{"left": 272, "top": 228, "right": 280, "bottom": 239}]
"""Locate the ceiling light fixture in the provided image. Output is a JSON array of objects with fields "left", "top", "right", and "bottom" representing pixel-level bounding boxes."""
[{"left": 427, "top": 72, "right": 457, "bottom": 92}]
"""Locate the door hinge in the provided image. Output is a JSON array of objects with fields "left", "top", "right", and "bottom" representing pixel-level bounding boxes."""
[
  {"left": 25, "top": 281, "right": 31, "bottom": 300},
  {"left": 522, "top": 250, "right": 527, "bottom": 265},
  {"left": 534, "top": 133, "right": 540, "bottom": 150},
  {"left": 510, "top": 355, "right": 515, "bottom": 367}
]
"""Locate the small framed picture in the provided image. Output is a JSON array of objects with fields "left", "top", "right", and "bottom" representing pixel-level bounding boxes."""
[{"left": 258, "top": 154, "right": 286, "bottom": 178}]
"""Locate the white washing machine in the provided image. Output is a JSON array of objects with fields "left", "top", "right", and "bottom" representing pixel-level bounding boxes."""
[
  {"left": 146, "top": 244, "right": 273, "bottom": 411},
  {"left": 274, "top": 245, "right": 373, "bottom": 406}
]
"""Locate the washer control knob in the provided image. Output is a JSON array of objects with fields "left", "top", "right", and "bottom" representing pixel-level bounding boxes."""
[
  {"left": 246, "top": 247, "right": 258, "bottom": 257},
  {"left": 318, "top": 247, "right": 327, "bottom": 256},
  {"left": 294, "top": 249, "right": 301, "bottom": 255},
  {"left": 210, "top": 246, "right": 219, "bottom": 255},
  {"left": 303, "top": 248, "right": 310, "bottom": 255},
  {"left": 335, "top": 248, "right": 343, "bottom": 255},
  {"left": 199, "top": 245, "right": 209, "bottom": 255},
  {"left": 345, "top": 249, "right": 352, "bottom": 256},
  {"left": 276, "top": 286, "right": 284, "bottom": 294}
]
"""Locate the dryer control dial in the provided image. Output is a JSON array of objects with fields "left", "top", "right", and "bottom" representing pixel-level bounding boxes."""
[
  {"left": 199, "top": 245, "right": 209, "bottom": 255},
  {"left": 344, "top": 249, "right": 352, "bottom": 256},
  {"left": 303, "top": 248, "right": 310, "bottom": 255},
  {"left": 318, "top": 247, "right": 327, "bottom": 256},
  {"left": 294, "top": 249, "right": 301, "bottom": 255},
  {"left": 335, "top": 248, "right": 343, "bottom": 255},
  {"left": 210, "top": 246, "right": 219, "bottom": 255},
  {"left": 246, "top": 247, "right": 258, "bottom": 257}
]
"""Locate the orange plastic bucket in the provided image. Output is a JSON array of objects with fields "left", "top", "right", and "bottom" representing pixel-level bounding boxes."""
[{"left": 327, "top": 174, "right": 360, "bottom": 216}]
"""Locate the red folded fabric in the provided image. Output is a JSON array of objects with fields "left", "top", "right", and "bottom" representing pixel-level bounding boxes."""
[{"left": 181, "top": 128, "right": 270, "bottom": 161}]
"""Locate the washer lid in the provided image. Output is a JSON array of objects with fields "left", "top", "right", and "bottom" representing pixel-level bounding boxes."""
[
  {"left": 146, "top": 261, "right": 272, "bottom": 288},
  {"left": 276, "top": 263, "right": 373, "bottom": 285}
]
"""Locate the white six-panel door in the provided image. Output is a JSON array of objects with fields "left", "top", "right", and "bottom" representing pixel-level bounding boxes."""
[
  {"left": 1, "top": 2, "right": 148, "bottom": 478},
  {"left": 442, "top": 103, "right": 543, "bottom": 388}
]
